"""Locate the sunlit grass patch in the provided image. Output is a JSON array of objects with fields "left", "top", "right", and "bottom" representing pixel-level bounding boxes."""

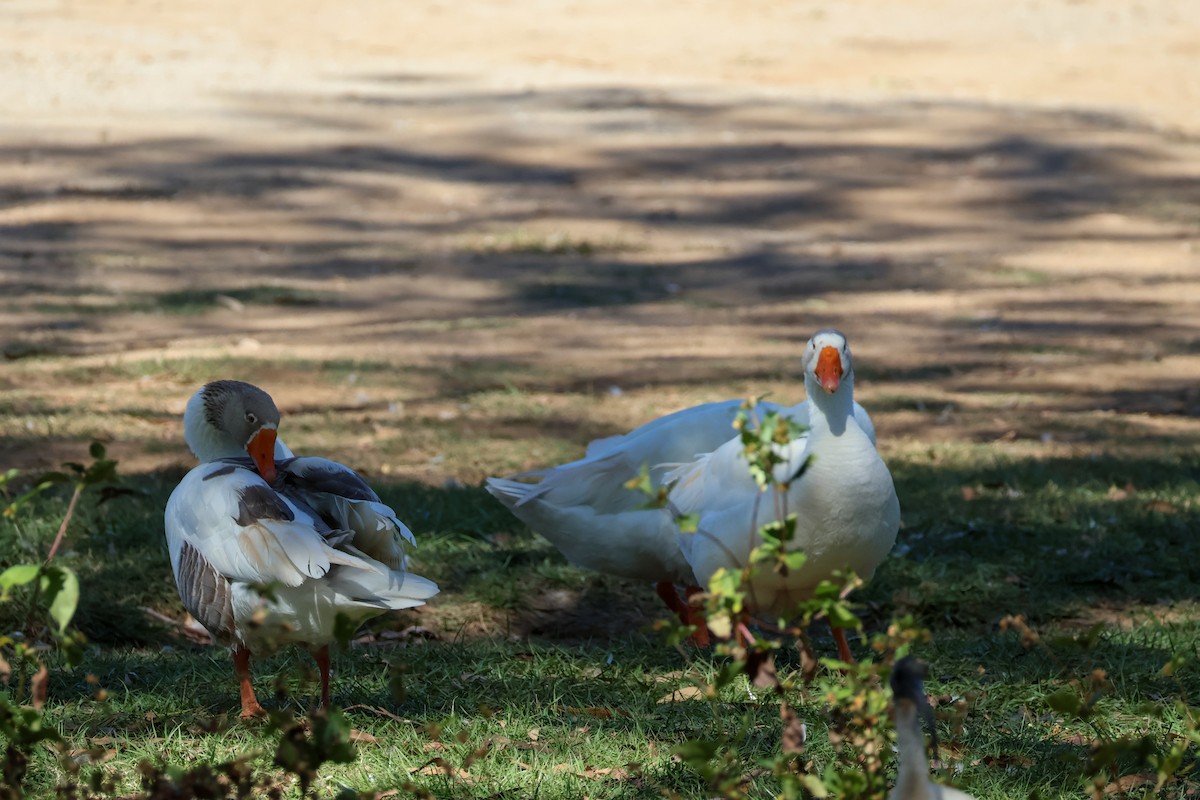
[
  {"left": 980, "top": 264, "right": 1052, "bottom": 286},
  {"left": 4, "top": 425, "right": 1200, "bottom": 797}
]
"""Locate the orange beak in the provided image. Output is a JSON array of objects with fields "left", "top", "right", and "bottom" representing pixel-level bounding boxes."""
[
  {"left": 814, "top": 346, "right": 843, "bottom": 394},
  {"left": 246, "top": 428, "right": 278, "bottom": 484}
]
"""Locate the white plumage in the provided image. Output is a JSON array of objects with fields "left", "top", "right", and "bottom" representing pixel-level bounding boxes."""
[
  {"left": 165, "top": 380, "right": 437, "bottom": 717},
  {"left": 487, "top": 330, "right": 897, "bottom": 652},
  {"left": 670, "top": 332, "right": 898, "bottom": 616}
]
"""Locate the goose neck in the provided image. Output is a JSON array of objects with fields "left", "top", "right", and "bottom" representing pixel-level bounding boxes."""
[
  {"left": 806, "top": 374, "right": 855, "bottom": 436},
  {"left": 893, "top": 701, "right": 931, "bottom": 799},
  {"left": 183, "top": 393, "right": 244, "bottom": 463}
]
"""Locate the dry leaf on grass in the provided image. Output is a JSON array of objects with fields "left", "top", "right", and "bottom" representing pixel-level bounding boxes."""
[
  {"left": 579, "top": 766, "right": 631, "bottom": 780},
  {"left": 657, "top": 685, "right": 705, "bottom": 703},
  {"left": 652, "top": 670, "right": 685, "bottom": 684},
  {"left": 560, "top": 705, "right": 631, "bottom": 719},
  {"left": 972, "top": 754, "right": 1034, "bottom": 768},
  {"left": 1103, "top": 773, "right": 1156, "bottom": 794},
  {"left": 780, "top": 703, "right": 806, "bottom": 754},
  {"left": 748, "top": 649, "right": 778, "bottom": 689},
  {"left": 31, "top": 662, "right": 49, "bottom": 710},
  {"left": 463, "top": 741, "right": 491, "bottom": 769},
  {"left": 410, "top": 758, "right": 475, "bottom": 782},
  {"left": 550, "top": 764, "right": 632, "bottom": 780},
  {"left": 67, "top": 748, "right": 117, "bottom": 765},
  {"left": 491, "top": 734, "right": 547, "bottom": 752},
  {"left": 349, "top": 729, "right": 378, "bottom": 744},
  {"left": 341, "top": 704, "right": 411, "bottom": 724}
]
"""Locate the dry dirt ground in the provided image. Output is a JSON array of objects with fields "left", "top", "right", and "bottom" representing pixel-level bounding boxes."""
[{"left": 2, "top": 0, "right": 1200, "bottom": 480}]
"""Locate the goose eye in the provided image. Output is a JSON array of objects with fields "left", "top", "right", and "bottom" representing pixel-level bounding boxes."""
[{"left": 245, "top": 412, "right": 258, "bottom": 425}]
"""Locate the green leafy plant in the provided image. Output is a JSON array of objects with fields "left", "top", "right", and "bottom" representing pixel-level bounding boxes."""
[
  {"left": 0, "top": 444, "right": 116, "bottom": 799},
  {"left": 1003, "top": 614, "right": 1200, "bottom": 798}
]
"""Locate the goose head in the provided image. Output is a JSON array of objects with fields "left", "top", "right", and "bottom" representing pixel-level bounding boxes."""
[
  {"left": 890, "top": 655, "right": 938, "bottom": 747},
  {"left": 183, "top": 380, "right": 282, "bottom": 482},
  {"left": 890, "top": 655, "right": 929, "bottom": 709},
  {"left": 802, "top": 329, "right": 854, "bottom": 397}
]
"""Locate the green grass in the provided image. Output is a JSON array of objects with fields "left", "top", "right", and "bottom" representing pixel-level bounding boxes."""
[{"left": 4, "top": 444, "right": 1200, "bottom": 797}]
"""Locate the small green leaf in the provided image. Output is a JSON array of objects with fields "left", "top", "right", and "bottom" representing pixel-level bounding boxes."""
[
  {"left": 42, "top": 566, "right": 80, "bottom": 634},
  {"left": 83, "top": 459, "right": 118, "bottom": 486},
  {"left": 674, "top": 739, "right": 720, "bottom": 763},
  {"left": 782, "top": 551, "right": 808, "bottom": 571},
  {"left": 675, "top": 512, "right": 699, "bottom": 534},
  {"left": 0, "top": 564, "right": 41, "bottom": 593},
  {"left": 624, "top": 464, "right": 654, "bottom": 497},
  {"left": 801, "top": 774, "right": 830, "bottom": 798},
  {"left": 1155, "top": 746, "right": 1184, "bottom": 778},
  {"left": 826, "top": 602, "right": 861, "bottom": 630},
  {"left": 1162, "top": 654, "right": 1188, "bottom": 677},
  {"left": 707, "top": 611, "right": 733, "bottom": 640},
  {"left": 89, "top": 441, "right": 106, "bottom": 460},
  {"left": 1045, "top": 687, "right": 1083, "bottom": 717}
]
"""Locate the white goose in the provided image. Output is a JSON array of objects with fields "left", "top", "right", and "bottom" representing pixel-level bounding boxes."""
[
  {"left": 486, "top": 401, "right": 766, "bottom": 639},
  {"left": 165, "top": 380, "right": 438, "bottom": 718},
  {"left": 667, "top": 330, "right": 899, "bottom": 656},
  {"left": 889, "top": 656, "right": 977, "bottom": 800},
  {"left": 482, "top": 331, "right": 888, "bottom": 652}
]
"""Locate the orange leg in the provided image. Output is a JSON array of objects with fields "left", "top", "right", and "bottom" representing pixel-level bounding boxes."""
[
  {"left": 313, "top": 644, "right": 332, "bottom": 709},
  {"left": 655, "top": 581, "right": 688, "bottom": 617},
  {"left": 684, "top": 585, "right": 710, "bottom": 648},
  {"left": 655, "top": 582, "right": 710, "bottom": 646},
  {"left": 831, "top": 624, "right": 854, "bottom": 663},
  {"left": 233, "top": 644, "right": 266, "bottom": 719}
]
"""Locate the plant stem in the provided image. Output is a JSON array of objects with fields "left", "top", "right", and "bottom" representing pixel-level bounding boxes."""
[{"left": 45, "top": 482, "right": 83, "bottom": 564}]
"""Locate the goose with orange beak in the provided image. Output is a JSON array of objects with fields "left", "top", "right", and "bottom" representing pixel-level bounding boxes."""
[
  {"left": 487, "top": 330, "right": 890, "bottom": 658},
  {"left": 667, "top": 330, "right": 899, "bottom": 659},
  {"left": 165, "top": 380, "right": 438, "bottom": 718}
]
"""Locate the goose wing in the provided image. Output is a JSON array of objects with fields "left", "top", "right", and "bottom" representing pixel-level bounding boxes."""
[{"left": 164, "top": 460, "right": 377, "bottom": 638}]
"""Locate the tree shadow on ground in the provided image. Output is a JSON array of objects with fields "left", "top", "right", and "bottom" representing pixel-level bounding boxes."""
[{"left": 2, "top": 80, "right": 1199, "bottom": 366}]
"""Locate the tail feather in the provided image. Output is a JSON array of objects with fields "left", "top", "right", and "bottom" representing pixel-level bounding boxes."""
[
  {"left": 485, "top": 477, "right": 548, "bottom": 508},
  {"left": 329, "top": 559, "right": 440, "bottom": 611}
]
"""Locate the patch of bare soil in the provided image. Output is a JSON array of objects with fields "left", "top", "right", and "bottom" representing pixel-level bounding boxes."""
[{"left": 1, "top": 1, "right": 1198, "bottom": 472}]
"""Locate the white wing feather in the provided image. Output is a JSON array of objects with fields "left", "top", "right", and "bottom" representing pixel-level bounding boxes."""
[{"left": 165, "top": 463, "right": 375, "bottom": 589}]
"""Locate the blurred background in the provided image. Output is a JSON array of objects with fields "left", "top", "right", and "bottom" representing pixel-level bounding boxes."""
[{"left": 2, "top": 0, "right": 1198, "bottom": 480}]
